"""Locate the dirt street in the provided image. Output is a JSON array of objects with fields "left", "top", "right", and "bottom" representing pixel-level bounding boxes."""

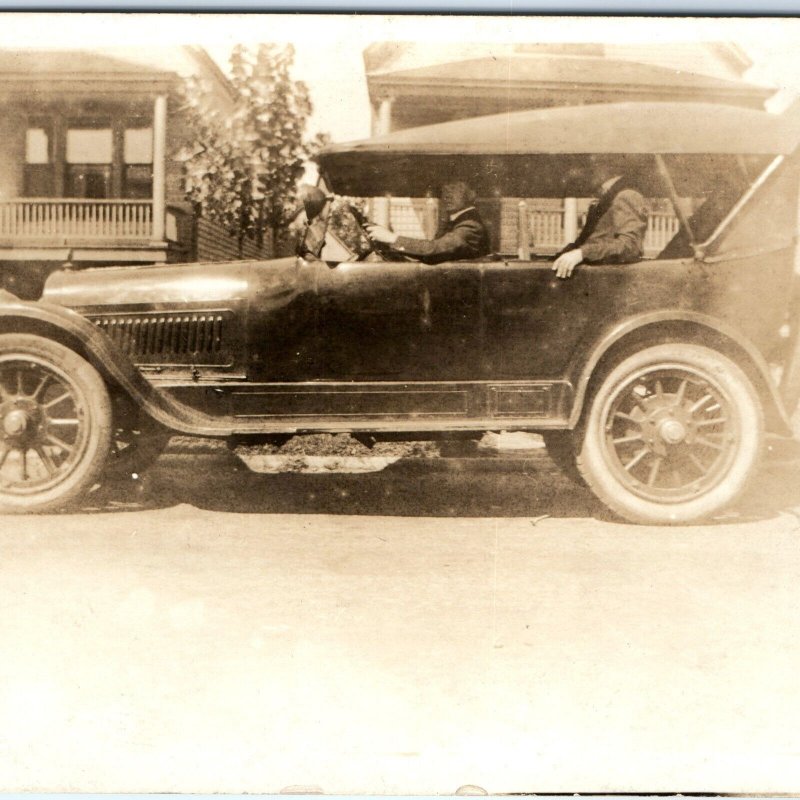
[{"left": 1, "top": 450, "right": 800, "bottom": 793}]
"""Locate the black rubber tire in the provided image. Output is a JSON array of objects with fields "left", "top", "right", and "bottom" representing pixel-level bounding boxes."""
[
  {"left": 541, "top": 431, "right": 585, "bottom": 485},
  {"left": 0, "top": 333, "right": 112, "bottom": 513},
  {"left": 576, "top": 343, "right": 763, "bottom": 525}
]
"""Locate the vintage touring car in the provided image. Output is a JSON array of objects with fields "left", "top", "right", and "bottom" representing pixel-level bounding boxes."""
[{"left": 1, "top": 101, "right": 800, "bottom": 523}]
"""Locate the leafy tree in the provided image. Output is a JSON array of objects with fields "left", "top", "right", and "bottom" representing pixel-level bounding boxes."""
[{"left": 178, "top": 44, "right": 327, "bottom": 255}]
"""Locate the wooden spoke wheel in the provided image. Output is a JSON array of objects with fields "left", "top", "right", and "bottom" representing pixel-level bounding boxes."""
[
  {"left": 577, "top": 343, "right": 763, "bottom": 524},
  {"left": 0, "top": 334, "right": 111, "bottom": 513}
]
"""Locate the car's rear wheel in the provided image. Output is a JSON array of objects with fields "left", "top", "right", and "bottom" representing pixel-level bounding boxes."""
[
  {"left": 0, "top": 334, "right": 112, "bottom": 514},
  {"left": 577, "top": 343, "right": 763, "bottom": 525}
]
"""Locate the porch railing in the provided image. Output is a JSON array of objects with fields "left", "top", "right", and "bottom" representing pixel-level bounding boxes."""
[
  {"left": 385, "top": 197, "right": 681, "bottom": 259},
  {"left": 575, "top": 209, "right": 680, "bottom": 257},
  {"left": 0, "top": 199, "right": 154, "bottom": 241},
  {"left": 516, "top": 203, "right": 680, "bottom": 257}
]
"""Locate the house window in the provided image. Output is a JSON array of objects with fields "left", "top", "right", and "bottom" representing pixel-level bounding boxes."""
[
  {"left": 65, "top": 125, "right": 113, "bottom": 198},
  {"left": 24, "top": 124, "right": 54, "bottom": 197},
  {"left": 123, "top": 126, "right": 153, "bottom": 199}
]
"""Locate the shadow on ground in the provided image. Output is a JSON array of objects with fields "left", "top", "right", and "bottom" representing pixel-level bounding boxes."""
[
  {"left": 85, "top": 452, "right": 605, "bottom": 519},
  {"left": 78, "top": 446, "right": 800, "bottom": 524}
]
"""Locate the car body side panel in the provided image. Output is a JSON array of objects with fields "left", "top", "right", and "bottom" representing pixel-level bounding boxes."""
[
  {"left": 307, "top": 259, "right": 423, "bottom": 380},
  {"left": 414, "top": 263, "right": 484, "bottom": 380},
  {"left": 14, "top": 226, "right": 795, "bottom": 436}
]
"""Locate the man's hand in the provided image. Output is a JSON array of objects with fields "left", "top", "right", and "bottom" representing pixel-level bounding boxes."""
[
  {"left": 365, "top": 223, "right": 398, "bottom": 245},
  {"left": 552, "top": 248, "right": 583, "bottom": 279}
]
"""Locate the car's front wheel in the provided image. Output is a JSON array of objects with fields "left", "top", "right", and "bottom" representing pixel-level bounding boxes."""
[
  {"left": 0, "top": 334, "right": 112, "bottom": 514},
  {"left": 577, "top": 343, "right": 763, "bottom": 525}
]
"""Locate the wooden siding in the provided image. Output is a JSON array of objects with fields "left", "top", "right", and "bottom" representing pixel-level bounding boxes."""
[{"left": 195, "top": 216, "right": 273, "bottom": 263}]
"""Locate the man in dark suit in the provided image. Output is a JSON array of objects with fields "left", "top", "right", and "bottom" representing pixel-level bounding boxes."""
[
  {"left": 552, "top": 162, "right": 648, "bottom": 279},
  {"left": 365, "top": 181, "right": 490, "bottom": 264}
]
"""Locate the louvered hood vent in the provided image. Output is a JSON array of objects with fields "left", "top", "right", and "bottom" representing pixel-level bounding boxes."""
[{"left": 89, "top": 309, "right": 234, "bottom": 367}]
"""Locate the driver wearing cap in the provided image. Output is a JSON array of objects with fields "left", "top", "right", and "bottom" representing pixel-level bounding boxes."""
[{"left": 365, "top": 181, "right": 490, "bottom": 264}]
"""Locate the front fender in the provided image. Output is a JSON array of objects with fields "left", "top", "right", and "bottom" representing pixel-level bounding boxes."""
[{"left": 566, "top": 308, "right": 793, "bottom": 436}]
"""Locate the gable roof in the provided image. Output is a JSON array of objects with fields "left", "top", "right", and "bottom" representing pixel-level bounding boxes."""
[
  {"left": 0, "top": 47, "right": 237, "bottom": 109},
  {"left": 0, "top": 49, "right": 175, "bottom": 77}
]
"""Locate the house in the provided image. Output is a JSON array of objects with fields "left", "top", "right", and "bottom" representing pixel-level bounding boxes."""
[
  {"left": 364, "top": 42, "right": 772, "bottom": 135},
  {"left": 361, "top": 42, "right": 776, "bottom": 256},
  {"left": 0, "top": 47, "right": 272, "bottom": 298}
]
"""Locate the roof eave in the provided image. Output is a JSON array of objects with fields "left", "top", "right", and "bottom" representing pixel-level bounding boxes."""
[{"left": 367, "top": 75, "right": 775, "bottom": 104}]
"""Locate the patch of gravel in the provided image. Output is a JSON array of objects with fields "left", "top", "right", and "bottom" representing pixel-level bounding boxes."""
[
  {"left": 279, "top": 433, "right": 438, "bottom": 458},
  {"left": 167, "top": 435, "right": 229, "bottom": 454},
  {"left": 168, "top": 433, "right": 439, "bottom": 458}
]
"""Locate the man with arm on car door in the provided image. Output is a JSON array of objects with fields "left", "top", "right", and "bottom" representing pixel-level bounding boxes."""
[{"left": 552, "top": 160, "right": 648, "bottom": 279}]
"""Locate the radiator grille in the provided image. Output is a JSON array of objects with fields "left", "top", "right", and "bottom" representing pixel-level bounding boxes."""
[{"left": 91, "top": 312, "right": 226, "bottom": 358}]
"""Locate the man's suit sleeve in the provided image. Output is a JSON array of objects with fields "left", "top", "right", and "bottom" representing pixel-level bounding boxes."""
[
  {"left": 581, "top": 189, "right": 648, "bottom": 264},
  {"left": 392, "top": 219, "right": 487, "bottom": 264}
]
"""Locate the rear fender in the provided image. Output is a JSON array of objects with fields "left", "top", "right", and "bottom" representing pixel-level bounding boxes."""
[{"left": 567, "top": 309, "right": 792, "bottom": 436}]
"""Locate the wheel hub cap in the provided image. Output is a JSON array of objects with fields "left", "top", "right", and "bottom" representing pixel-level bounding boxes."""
[
  {"left": 659, "top": 418, "right": 687, "bottom": 445},
  {"left": 3, "top": 408, "right": 29, "bottom": 437}
]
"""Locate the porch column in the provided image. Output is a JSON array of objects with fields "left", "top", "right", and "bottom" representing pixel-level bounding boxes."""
[
  {"left": 517, "top": 201, "right": 530, "bottom": 260},
  {"left": 152, "top": 93, "right": 167, "bottom": 241},
  {"left": 371, "top": 194, "right": 391, "bottom": 228},
  {"left": 376, "top": 96, "right": 394, "bottom": 136},
  {"left": 563, "top": 197, "right": 579, "bottom": 246},
  {"left": 423, "top": 195, "right": 439, "bottom": 238}
]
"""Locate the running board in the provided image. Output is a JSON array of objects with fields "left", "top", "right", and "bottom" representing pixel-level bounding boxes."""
[{"left": 154, "top": 379, "right": 574, "bottom": 435}]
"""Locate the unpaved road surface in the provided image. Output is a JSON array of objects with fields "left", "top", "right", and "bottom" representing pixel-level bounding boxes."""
[{"left": 2, "top": 450, "right": 800, "bottom": 793}]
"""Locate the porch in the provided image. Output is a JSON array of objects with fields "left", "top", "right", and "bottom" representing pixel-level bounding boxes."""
[{"left": 0, "top": 81, "right": 171, "bottom": 264}]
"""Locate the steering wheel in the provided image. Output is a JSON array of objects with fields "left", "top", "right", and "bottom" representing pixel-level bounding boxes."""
[{"left": 347, "top": 205, "right": 417, "bottom": 263}]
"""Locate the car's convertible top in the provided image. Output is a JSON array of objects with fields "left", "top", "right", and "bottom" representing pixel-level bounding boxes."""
[{"left": 317, "top": 101, "right": 800, "bottom": 197}]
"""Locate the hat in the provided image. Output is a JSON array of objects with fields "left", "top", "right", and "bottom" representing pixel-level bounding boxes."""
[
  {"left": 289, "top": 184, "right": 329, "bottom": 223},
  {"left": 302, "top": 185, "right": 329, "bottom": 220}
]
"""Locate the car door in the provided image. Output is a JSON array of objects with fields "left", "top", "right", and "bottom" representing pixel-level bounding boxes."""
[
  {"left": 412, "top": 261, "right": 484, "bottom": 381},
  {"left": 236, "top": 256, "right": 487, "bottom": 423},
  {"left": 312, "top": 259, "right": 424, "bottom": 380},
  {"left": 480, "top": 259, "right": 625, "bottom": 380}
]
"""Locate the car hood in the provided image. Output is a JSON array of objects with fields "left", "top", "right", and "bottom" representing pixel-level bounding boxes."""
[{"left": 42, "top": 257, "right": 301, "bottom": 311}]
